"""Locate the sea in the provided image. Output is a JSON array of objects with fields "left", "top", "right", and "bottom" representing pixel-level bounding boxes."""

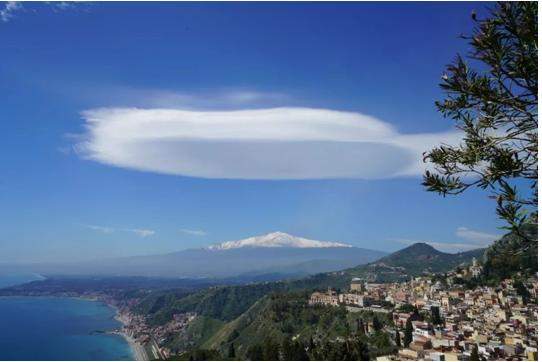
[{"left": 0, "top": 274, "right": 134, "bottom": 361}]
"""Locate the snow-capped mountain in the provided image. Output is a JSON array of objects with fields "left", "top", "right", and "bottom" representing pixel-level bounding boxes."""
[
  {"left": 15, "top": 232, "right": 386, "bottom": 280},
  {"left": 207, "top": 231, "right": 352, "bottom": 250}
]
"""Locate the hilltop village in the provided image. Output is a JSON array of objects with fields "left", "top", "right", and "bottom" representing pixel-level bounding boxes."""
[{"left": 308, "top": 259, "right": 538, "bottom": 361}]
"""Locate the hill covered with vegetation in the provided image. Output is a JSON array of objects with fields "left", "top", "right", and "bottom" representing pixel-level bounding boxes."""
[
  {"left": 342, "top": 243, "right": 485, "bottom": 282},
  {"left": 481, "top": 222, "right": 538, "bottom": 284},
  {"left": 177, "top": 292, "right": 396, "bottom": 361},
  {"left": 133, "top": 271, "right": 353, "bottom": 326}
]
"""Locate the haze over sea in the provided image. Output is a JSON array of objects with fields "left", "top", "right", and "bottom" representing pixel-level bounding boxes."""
[{"left": 0, "top": 275, "right": 133, "bottom": 361}]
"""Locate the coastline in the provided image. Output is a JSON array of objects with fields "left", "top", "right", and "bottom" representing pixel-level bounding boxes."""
[
  {"left": 0, "top": 293, "right": 150, "bottom": 361},
  {"left": 113, "top": 308, "right": 149, "bottom": 361},
  {"left": 0, "top": 295, "right": 141, "bottom": 360}
]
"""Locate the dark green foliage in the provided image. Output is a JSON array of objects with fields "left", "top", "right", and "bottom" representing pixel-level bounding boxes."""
[
  {"left": 353, "top": 337, "right": 371, "bottom": 360},
  {"left": 513, "top": 280, "right": 531, "bottom": 303},
  {"left": 227, "top": 343, "right": 235, "bottom": 359},
  {"left": 423, "top": 2, "right": 537, "bottom": 235},
  {"left": 403, "top": 320, "right": 413, "bottom": 348},
  {"left": 247, "top": 344, "right": 264, "bottom": 361},
  {"left": 356, "top": 318, "right": 366, "bottom": 335},
  {"left": 397, "top": 303, "right": 417, "bottom": 313},
  {"left": 430, "top": 306, "right": 443, "bottom": 326},
  {"left": 310, "top": 336, "right": 370, "bottom": 360},
  {"left": 290, "top": 340, "right": 309, "bottom": 361},
  {"left": 308, "top": 336, "right": 315, "bottom": 352},
  {"left": 240, "top": 338, "right": 308, "bottom": 361},
  {"left": 412, "top": 307, "right": 421, "bottom": 321},
  {"left": 262, "top": 338, "right": 280, "bottom": 361},
  {"left": 228, "top": 330, "right": 240, "bottom": 343},
  {"left": 482, "top": 222, "right": 538, "bottom": 283},
  {"left": 470, "top": 344, "right": 480, "bottom": 361},
  {"left": 186, "top": 349, "right": 221, "bottom": 361},
  {"left": 369, "top": 330, "right": 395, "bottom": 356},
  {"left": 372, "top": 316, "right": 383, "bottom": 331},
  {"left": 281, "top": 338, "right": 294, "bottom": 360}
]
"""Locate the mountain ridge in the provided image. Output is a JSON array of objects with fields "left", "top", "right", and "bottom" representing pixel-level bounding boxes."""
[{"left": 343, "top": 242, "right": 485, "bottom": 282}]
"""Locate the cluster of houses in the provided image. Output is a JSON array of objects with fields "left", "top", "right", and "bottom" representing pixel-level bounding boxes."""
[
  {"left": 308, "top": 277, "right": 383, "bottom": 309},
  {"left": 308, "top": 259, "right": 538, "bottom": 361},
  {"left": 117, "top": 307, "right": 197, "bottom": 360}
]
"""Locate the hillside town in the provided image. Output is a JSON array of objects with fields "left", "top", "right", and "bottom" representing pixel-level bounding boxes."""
[
  {"left": 115, "top": 306, "right": 197, "bottom": 360},
  {"left": 104, "top": 257, "right": 539, "bottom": 362},
  {"left": 308, "top": 258, "right": 538, "bottom": 361}
]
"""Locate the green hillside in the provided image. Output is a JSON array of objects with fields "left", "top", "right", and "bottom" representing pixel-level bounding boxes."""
[
  {"left": 482, "top": 222, "right": 538, "bottom": 284},
  {"left": 164, "top": 316, "right": 225, "bottom": 354},
  {"left": 136, "top": 272, "right": 352, "bottom": 325},
  {"left": 185, "top": 292, "right": 396, "bottom": 361}
]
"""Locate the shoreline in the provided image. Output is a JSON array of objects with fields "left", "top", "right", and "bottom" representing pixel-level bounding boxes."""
[
  {"left": 0, "top": 294, "right": 150, "bottom": 360},
  {"left": 113, "top": 308, "right": 150, "bottom": 361},
  {"left": 0, "top": 294, "right": 147, "bottom": 360}
]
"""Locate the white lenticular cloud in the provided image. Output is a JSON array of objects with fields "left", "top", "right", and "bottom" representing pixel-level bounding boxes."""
[{"left": 76, "top": 107, "right": 462, "bottom": 180}]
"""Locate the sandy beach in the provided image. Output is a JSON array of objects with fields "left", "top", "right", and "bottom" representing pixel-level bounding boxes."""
[
  {"left": 114, "top": 309, "right": 149, "bottom": 361},
  {"left": 121, "top": 331, "right": 149, "bottom": 361}
]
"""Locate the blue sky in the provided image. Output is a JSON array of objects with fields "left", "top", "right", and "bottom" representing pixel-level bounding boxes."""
[{"left": 0, "top": 1, "right": 504, "bottom": 263}]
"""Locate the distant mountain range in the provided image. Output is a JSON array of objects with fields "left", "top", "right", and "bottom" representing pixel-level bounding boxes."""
[
  {"left": 0, "top": 232, "right": 386, "bottom": 280},
  {"left": 0, "top": 233, "right": 488, "bottom": 283}
]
